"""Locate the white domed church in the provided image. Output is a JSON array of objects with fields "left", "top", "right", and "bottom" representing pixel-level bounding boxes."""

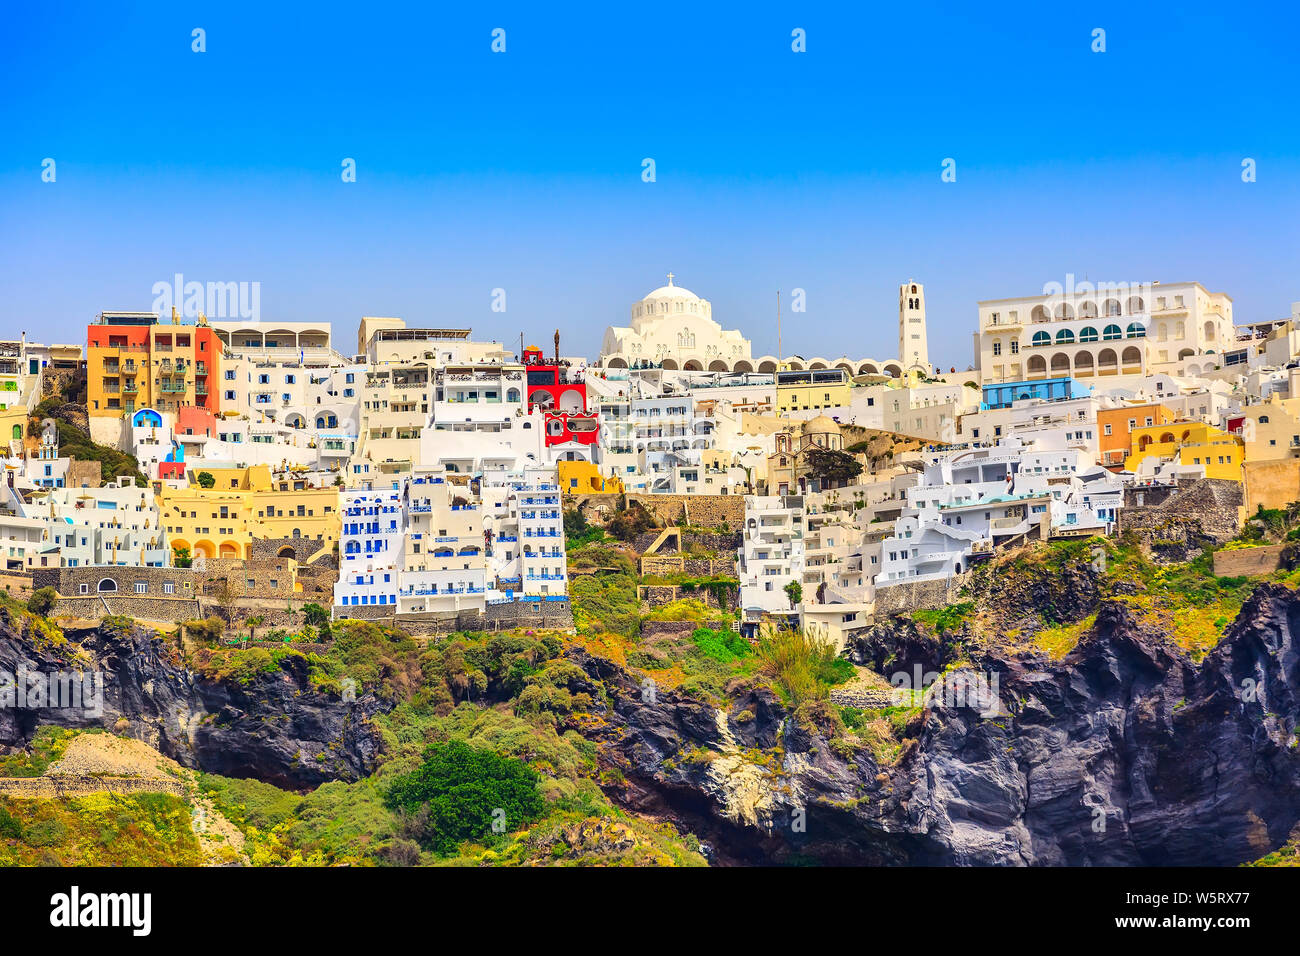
[{"left": 598, "top": 275, "right": 753, "bottom": 371}]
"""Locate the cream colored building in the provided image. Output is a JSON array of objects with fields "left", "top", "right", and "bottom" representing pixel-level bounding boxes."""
[{"left": 975, "top": 281, "right": 1233, "bottom": 385}]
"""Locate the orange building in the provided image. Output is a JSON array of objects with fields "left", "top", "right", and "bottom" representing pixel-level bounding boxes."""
[
  {"left": 1097, "top": 402, "right": 1176, "bottom": 468},
  {"left": 87, "top": 310, "right": 220, "bottom": 433}
]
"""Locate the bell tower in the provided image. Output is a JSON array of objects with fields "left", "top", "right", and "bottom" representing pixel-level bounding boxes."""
[{"left": 899, "top": 281, "right": 929, "bottom": 373}]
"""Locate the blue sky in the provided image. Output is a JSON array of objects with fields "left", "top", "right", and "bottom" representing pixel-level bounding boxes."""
[{"left": 1, "top": 1, "right": 1297, "bottom": 368}]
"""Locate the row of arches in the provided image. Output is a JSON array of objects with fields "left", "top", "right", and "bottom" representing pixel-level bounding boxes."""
[
  {"left": 1030, "top": 298, "right": 1144, "bottom": 322},
  {"left": 1023, "top": 347, "right": 1144, "bottom": 378},
  {"left": 601, "top": 354, "right": 905, "bottom": 377},
  {"left": 1137, "top": 429, "right": 1195, "bottom": 450},
  {"left": 1029, "top": 324, "right": 1145, "bottom": 347},
  {"left": 171, "top": 538, "right": 250, "bottom": 561}
]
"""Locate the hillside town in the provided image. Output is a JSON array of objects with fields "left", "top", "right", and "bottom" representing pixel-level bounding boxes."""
[{"left": 2, "top": 275, "right": 1295, "bottom": 644}]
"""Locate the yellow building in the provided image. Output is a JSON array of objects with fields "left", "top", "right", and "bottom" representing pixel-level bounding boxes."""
[
  {"left": 158, "top": 465, "right": 340, "bottom": 561},
  {"left": 776, "top": 368, "right": 851, "bottom": 414},
  {"left": 85, "top": 311, "right": 221, "bottom": 444},
  {"left": 1124, "top": 421, "right": 1244, "bottom": 481},
  {"left": 557, "top": 460, "right": 625, "bottom": 494},
  {"left": 1231, "top": 396, "right": 1300, "bottom": 462}
]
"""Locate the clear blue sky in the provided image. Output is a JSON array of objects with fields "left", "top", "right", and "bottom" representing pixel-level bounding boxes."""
[{"left": 2, "top": 1, "right": 1297, "bottom": 368}]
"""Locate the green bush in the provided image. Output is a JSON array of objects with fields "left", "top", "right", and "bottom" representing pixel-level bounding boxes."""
[
  {"left": 384, "top": 740, "right": 544, "bottom": 855},
  {"left": 26, "top": 587, "right": 57, "bottom": 618},
  {"left": 690, "top": 626, "right": 751, "bottom": 663}
]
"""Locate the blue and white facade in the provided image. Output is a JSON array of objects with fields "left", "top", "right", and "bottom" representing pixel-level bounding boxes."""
[
  {"left": 335, "top": 485, "right": 404, "bottom": 610},
  {"left": 397, "top": 473, "right": 488, "bottom": 614},
  {"left": 481, "top": 467, "right": 568, "bottom": 599}
]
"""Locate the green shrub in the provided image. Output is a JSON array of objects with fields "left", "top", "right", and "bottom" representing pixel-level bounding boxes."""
[
  {"left": 26, "top": 587, "right": 57, "bottom": 618},
  {"left": 383, "top": 740, "right": 544, "bottom": 855}
]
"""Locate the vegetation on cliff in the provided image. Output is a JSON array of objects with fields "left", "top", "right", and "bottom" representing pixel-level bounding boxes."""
[{"left": 0, "top": 792, "right": 200, "bottom": 866}]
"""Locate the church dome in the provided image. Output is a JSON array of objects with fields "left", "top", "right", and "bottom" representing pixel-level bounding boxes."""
[
  {"left": 643, "top": 274, "right": 698, "bottom": 301},
  {"left": 802, "top": 415, "right": 841, "bottom": 435}
]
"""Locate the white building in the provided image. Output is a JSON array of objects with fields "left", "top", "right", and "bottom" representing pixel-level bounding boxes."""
[
  {"left": 397, "top": 475, "right": 488, "bottom": 614},
  {"left": 875, "top": 438, "right": 1120, "bottom": 588},
  {"left": 26, "top": 477, "right": 170, "bottom": 569},
  {"left": 739, "top": 495, "right": 806, "bottom": 618},
  {"left": 480, "top": 468, "right": 568, "bottom": 599}
]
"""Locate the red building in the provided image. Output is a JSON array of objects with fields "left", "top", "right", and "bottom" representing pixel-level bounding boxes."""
[
  {"left": 86, "top": 311, "right": 220, "bottom": 422},
  {"left": 522, "top": 345, "right": 598, "bottom": 450}
]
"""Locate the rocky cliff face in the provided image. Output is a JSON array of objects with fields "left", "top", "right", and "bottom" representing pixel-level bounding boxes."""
[
  {"left": 566, "top": 584, "right": 1300, "bottom": 865},
  {"left": 0, "top": 619, "right": 386, "bottom": 790}
]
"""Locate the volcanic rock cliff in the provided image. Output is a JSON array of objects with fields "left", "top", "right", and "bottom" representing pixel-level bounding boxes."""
[
  {"left": 565, "top": 582, "right": 1300, "bottom": 865},
  {"left": 3, "top": 560, "right": 1299, "bottom": 865},
  {"left": 0, "top": 618, "right": 386, "bottom": 790}
]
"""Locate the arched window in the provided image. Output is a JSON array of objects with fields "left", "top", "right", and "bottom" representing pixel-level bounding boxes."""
[
  {"left": 1055, "top": 329, "right": 1075, "bottom": 345},
  {"left": 1126, "top": 323, "right": 1146, "bottom": 338},
  {"left": 1079, "top": 327, "right": 1099, "bottom": 343},
  {"left": 1103, "top": 324, "right": 1123, "bottom": 341},
  {"left": 97, "top": 578, "right": 118, "bottom": 592},
  {"left": 507, "top": 388, "right": 520, "bottom": 403},
  {"left": 1031, "top": 331, "right": 1051, "bottom": 347}
]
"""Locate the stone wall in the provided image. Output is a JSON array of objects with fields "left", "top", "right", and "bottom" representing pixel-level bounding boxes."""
[
  {"left": 873, "top": 574, "right": 969, "bottom": 616},
  {"left": 52, "top": 595, "right": 201, "bottom": 623},
  {"left": 640, "top": 619, "right": 725, "bottom": 641},
  {"left": 628, "top": 494, "right": 744, "bottom": 530},
  {"left": 340, "top": 599, "right": 576, "bottom": 635},
  {"left": 0, "top": 776, "right": 187, "bottom": 799},
  {"left": 34, "top": 566, "right": 199, "bottom": 601},
  {"left": 568, "top": 493, "right": 745, "bottom": 532},
  {"left": 1212, "top": 544, "right": 1285, "bottom": 577},
  {"left": 1119, "top": 478, "right": 1244, "bottom": 561},
  {"left": 333, "top": 603, "right": 397, "bottom": 622},
  {"left": 632, "top": 530, "right": 742, "bottom": 557},
  {"left": 640, "top": 555, "right": 738, "bottom": 577},
  {"left": 638, "top": 583, "right": 739, "bottom": 612},
  {"left": 250, "top": 535, "right": 334, "bottom": 566},
  {"left": 482, "top": 598, "right": 574, "bottom": 632},
  {"left": 199, "top": 557, "right": 309, "bottom": 601}
]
